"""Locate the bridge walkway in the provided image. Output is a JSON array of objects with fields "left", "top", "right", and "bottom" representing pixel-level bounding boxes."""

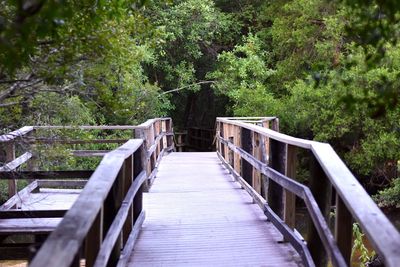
[{"left": 127, "top": 152, "right": 302, "bottom": 266}]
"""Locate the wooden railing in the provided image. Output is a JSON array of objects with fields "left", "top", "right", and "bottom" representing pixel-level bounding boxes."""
[
  {"left": 0, "top": 118, "right": 174, "bottom": 197},
  {"left": 216, "top": 117, "right": 400, "bottom": 267},
  {"left": 0, "top": 118, "right": 174, "bottom": 265}
]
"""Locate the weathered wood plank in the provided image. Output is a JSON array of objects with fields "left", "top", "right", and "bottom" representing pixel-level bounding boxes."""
[
  {"left": 128, "top": 152, "right": 302, "bottom": 267},
  {"left": 0, "top": 170, "right": 92, "bottom": 180}
]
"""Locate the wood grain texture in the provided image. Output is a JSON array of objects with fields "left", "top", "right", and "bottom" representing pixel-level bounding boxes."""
[{"left": 128, "top": 152, "right": 302, "bottom": 267}]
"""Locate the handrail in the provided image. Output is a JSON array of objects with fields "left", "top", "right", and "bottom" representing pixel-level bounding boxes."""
[
  {"left": 0, "top": 126, "right": 33, "bottom": 142},
  {"left": 216, "top": 117, "right": 400, "bottom": 267}
]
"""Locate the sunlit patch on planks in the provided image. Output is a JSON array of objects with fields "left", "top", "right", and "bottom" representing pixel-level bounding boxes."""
[{"left": 128, "top": 152, "right": 302, "bottom": 266}]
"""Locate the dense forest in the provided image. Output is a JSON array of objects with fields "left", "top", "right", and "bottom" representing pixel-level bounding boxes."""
[{"left": 1, "top": 0, "right": 400, "bottom": 209}]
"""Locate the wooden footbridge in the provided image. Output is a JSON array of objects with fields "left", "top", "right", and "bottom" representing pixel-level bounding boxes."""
[{"left": 0, "top": 117, "right": 399, "bottom": 267}]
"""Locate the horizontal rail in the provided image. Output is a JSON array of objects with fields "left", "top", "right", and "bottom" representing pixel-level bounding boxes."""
[
  {"left": 0, "top": 126, "right": 33, "bottom": 142},
  {"left": 0, "top": 170, "right": 93, "bottom": 180},
  {"left": 217, "top": 117, "right": 313, "bottom": 149},
  {"left": 0, "top": 209, "right": 66, "bottom": 219},
  {"left": 28, "top": 138, "right": 128, "bottom": 144},
  {"left": 0, "top": 152, "right": 32, "bottom": 171}
]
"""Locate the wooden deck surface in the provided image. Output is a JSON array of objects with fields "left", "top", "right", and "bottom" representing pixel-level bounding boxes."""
[
  {"left": 0, "top": 188, "right": 81, "bottom": 234},
  {"left": 128, "top": 152, "right": 302, "bottom": 266}
]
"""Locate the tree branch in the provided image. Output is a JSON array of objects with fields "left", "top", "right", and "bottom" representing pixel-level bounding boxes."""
[{"left": 159, "top": 81, "right": 215, "bottom": 96}]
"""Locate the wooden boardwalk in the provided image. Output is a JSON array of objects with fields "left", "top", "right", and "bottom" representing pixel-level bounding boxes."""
[{"left": 128, "top": 152, "right": 302, "bottom": 266}]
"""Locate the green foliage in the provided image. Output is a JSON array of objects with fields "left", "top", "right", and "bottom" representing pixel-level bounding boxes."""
[
  {"left": 374, "top": 178, "right": 400, "bottom": 208},
  {"left": 210, "top": 0, "right": 400, "bottom": 194},
  {"left": 352, "top": 223, "right": 374, "bottom": 266}
]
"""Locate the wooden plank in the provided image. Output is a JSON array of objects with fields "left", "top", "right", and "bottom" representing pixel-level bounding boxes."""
[
  {"left": 37, "top": 179, "right": 87, "bottom": 188},
  {"left": 34, "top": 125, "right": 140, "bottom": 130},
  {"left": 217, "top": 118, "right": 313, "bottom": 149},
  {"left": 71, "top": 150, "right": 110, "bottom": 157},
  {"left": 0, "top": 218, "right": 62, "bottom": 234},
  {"left": 128, "top": 152, "right": 302, "bottom": 267},
  {"left": 252, "top": 132, "right": 262, "bottom": 194},
  {"left": 0, "top": 152, "right": 32, "bottom": 172},
  {"left": 30, "top": 138, "right": 128, "bottom": 144},
  {"left": 0, "top": 209, "right": 66, "bottom": 219},
  {"left": 0, "top": 181, "right": 39, "bottom": 210},
  {"left": 0, "top": 126, "right": 33, "bottom": 142},
  {"left": 0, "top": 170, "right": 93, "bottom": 180}
]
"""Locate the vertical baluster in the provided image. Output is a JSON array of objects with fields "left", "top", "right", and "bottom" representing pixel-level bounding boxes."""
[{"left": 335, "top": 194, "right": 353, "bottom": 265}]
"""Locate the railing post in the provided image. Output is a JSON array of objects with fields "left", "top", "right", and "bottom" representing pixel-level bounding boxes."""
[
  {"left": 122, "top": 155, "right": 134, "bottom": 245},
  {"left": 233, "top": 126, "right": 241, "bottom": 175},
  {"left": 252, "top": 132, "right": 262, "bottom": 194},
  {"left": 165, "top": 119, "right": 174, "bottom": 150},
  {"left": 5, "top": 141, "right": 16, "bottom": 198},
  {"left": 241, "top": 128, "right": 253, "bottom": 187},
  {"left": 133, "top": 147, "right": 144, "bottom": 224},
  {"left": 268, "top": 139, "right": 285, "bottom": 219},
  {"left": 105, "top": 164, "right": 125, "bottom": 266},
  {"left": 335, "top": 194, "right": 353, "bottom": 265},
  {"left": 228, "top": 137, "right": 234, "bottom": 167},
  {"left": 219, "top": 122, "right": 225, "bottom": 159},
  {"left": 306, "top": 154, "right": 332, "bottom": 267},
  {"left": 284, "top": 144, "right": 297, "bottom": 231},
  {"left": 259, "top": 122, "right": 269, "bottom": 200},
  {"left": 135, "top": 128, "right": 150, "bottom": 190},
  {"left": 85, "top": 209, "right": 103, "bottom": 267}
]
